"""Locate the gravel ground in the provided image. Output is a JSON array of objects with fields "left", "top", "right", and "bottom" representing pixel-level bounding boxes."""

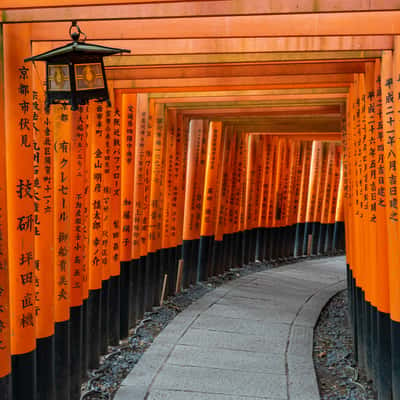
[
  {"left": 313, "top": 290, "right": 377, "bottom": 400},
  {"left": 80, "top": 260, "right": 276, "bottom": 399}
]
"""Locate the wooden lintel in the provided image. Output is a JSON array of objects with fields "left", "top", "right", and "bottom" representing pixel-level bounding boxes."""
[{"left": 28, "top": 12, "right": 400, "bottom": 41}]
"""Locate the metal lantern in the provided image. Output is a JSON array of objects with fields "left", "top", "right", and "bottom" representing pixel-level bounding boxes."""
[{"left": 25, "top": 21, "right": 130, "bottom": 111}]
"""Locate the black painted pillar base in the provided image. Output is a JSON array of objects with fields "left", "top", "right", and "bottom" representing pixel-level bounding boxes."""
[
  {"left": 238, "top": 231, "right": 245, "bottom": 267},
  {"left": 87, "top": 289, "right": 101, "bottom": 369},
  {"left": 270, "top": 227, "right": 279, "bottom": 261},
  {"left": 144, "top": 253, "right": 154, "bottom": 311},
  {"left": 198, "top": 235, "right": 213, "bottom": 282},
  {"left": 129, "top": 260, "right": 139, "bottom": 327},
  {"left": 243, "top": 230, "right": 251, "bottom": 264},
  {"left": 316, "top": 224, "right": 326, "bottom": 255},
  {"left": 377, "top": 310, "right": 392, "bottom": 400},
  {"left": 191, "top": 239, "right": 200, "bottom": 285},
  {"left": 250, "top": 229, "right": 257, "bottom": 262},
  {"left": 182, "top": 240, "right": 192, "bottom": 288},
  {"left": 162, "top": 248, "right": 173, "bottom": 297},
  {"left": 109, "top": 275, "right": 121, "bottom": 346},
  {"left": 119, "top": 261, "right": 130, "bottom": 339},
  {"left": 278, "top": 227, "right": 286, "bottom": 260},
  {"left": 302, "top": 222, "right": 311, "bottom": 256},
  {"left": 138, "top": 256, "right": 146, "bottom": 316},
  {"left": 12, "top": 351, "right": 36, "bottom": 400},
  {"left": 100, "top": 279, "right": 110, "bottom": 354},
  {"left": 153, "top": 250, "right": 162, "bottom": 307},
  {"left": 355, "top": 285, "right": 366, "bottom": 370},
  {"left": 263, "top": 228, "right": 271, "bottom": 262},
  {"left": 324, "top": 223, "right": 335, "bottom": 254},
  {"left": 36, "top": 335, "right": 55, "bottom": 400},
  {"left": 294, "top": 222, "right": 304, "bottom": 258},
  {"left": 364, "top": 299, "right": 373, "bottom": 382},
  {"left": 55, "top": 320, "right": 70, "bottom": 400},
  {"left": 0, "top": 374, "right": 12, "bottom": 400},
  {"left": 208, "top": 240, "right": 217, "bottom": 278},
  {"left": 222, "top": 234, "right": 230, "bottom": 270},
  {"left": 256, "top": 228, "right": 264, "bottom": 262},
  {"left": 128, "top": 260, "right": 137, "bottom": 329},
  {"left": 349, "top": 268, "right": 358, "bottom": 362},
  {"left": 211, "top": 240, "right": 223, "bottom": 275},
  {"left": 81, "top": 298, "right": 88, "bottom": 382},
  {"left": 391, "top": 320, "right": 400, "bottom": 400},
  {"left": 70, "top": 305, "right": 82, "bottom": 400},
  {"left": 371, "top": 305, "right": 378, "bottom": 387},
  {"left": 333, "top": 221, "right": 346, "bottom": 252},
  {"left": 311, "top": 222, "right": 320, "bottom": 255}
]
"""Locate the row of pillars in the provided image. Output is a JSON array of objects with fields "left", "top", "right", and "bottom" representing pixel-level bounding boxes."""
[{"left": 346, "top": 42, "right": 400, "bottom": 400}]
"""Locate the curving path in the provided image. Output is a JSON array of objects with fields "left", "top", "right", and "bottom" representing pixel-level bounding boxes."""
[{"left": 115, "top": 256, "right": 346, "bottom": 400}]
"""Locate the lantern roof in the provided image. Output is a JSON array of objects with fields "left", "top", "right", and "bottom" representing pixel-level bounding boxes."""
[{"left": 25, "top": 41, "right": 130, "bottom": 62}]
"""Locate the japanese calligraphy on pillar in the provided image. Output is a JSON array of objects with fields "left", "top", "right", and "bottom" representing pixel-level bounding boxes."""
[
  {"left": 366, "top": 65, "right": 378, "bottom": 224},
  {"left": 375, "top": 67, "right": 386, "bottom": 211},
  {"left": 0, "top": 25, "right": 10, "bottom": 376},
  {"left": 4, "top": 44, "right": 36, "bottom": 354},
  {"left": 32, "top": 83, "right": 55, "bottom": 338},
  {"left": 297, "top": 142, "right": 312, "bottom": 225},
  {"left": 132, "top": 94, "right": 148, "bottom": 259},
  {"left": 290, "top": 141, "right": 302, "bottom": 227},
  {"left": 176, "top": 113, "right": 188, "bottom": 246},
  {"left": 183, "top": 120, "right": 203, "bottom": 242},
  {"left": 161, "top": 109, "right": 177, "bottom": 250},
  {"left": 383, "top": 59, "right": 398, "bottom": 222},
  {"left": 140, "top": 98, "right": 154, "bottom": 256},
  {"left": 259, "top": 137, "right": 271, "bottom": 228},
  {"left": 70, "top": 107, "right": 88, "bottom": 307},
  {"left": 189, "top": 121, "right": 207, "bottom": 240},
  {"left": 201, "top": 121, "right": 222, "bottom": 237},
  {"left": 239, "top": 133, "right": 249, "bottom": 232},
  {"left": 110, "top": 104, "right": 121, "bottom": 276},
  {"left": 119, "top": 94, "right": 136, "bottom": 260},
  {"left": 148, "top": 104, "right": 166, "bottom": 253},
  {"left": 53, "top": 105, "right": 71, "bottom": 323},
  {"left": 101, "top": 106, "right": 113, "bottom": 282},
  {"left": 88, "top": 103, "right": 105, "bottom": 291}
]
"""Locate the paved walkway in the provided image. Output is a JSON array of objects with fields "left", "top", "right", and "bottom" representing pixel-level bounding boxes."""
[{"left": 115, "top": 256, "right": 346, "bottom": 400}]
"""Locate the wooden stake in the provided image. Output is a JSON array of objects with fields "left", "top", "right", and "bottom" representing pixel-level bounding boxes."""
[
  {"left": 175, "top": 259, "right": 184, "bottom": 294},
  {"left": 307, "top": 234, "right": 313, "bottom": 256},
  {"left": 160, "top": 274, "right": 168, "bottom": 306}
]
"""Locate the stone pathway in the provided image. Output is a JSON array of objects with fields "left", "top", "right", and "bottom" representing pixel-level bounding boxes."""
[{"left": 115, "top": 256, "right": 346, "bottom": 400}]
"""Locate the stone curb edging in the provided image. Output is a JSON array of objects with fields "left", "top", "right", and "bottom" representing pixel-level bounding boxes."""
[{"left": 286, "top": 279, "right": 347, "bottom": 400}]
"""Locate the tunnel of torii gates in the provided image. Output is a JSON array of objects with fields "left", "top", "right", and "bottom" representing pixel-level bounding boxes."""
[{"left": 5, "top": 1, "right": 400, "bottom": 400}]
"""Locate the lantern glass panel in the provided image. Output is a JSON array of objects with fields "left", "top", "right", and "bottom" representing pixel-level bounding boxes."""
[
  {"left": 48, "top": 64, "right": 71, "bottom": 91},
  {"left": 74, "top": 63, "right": 105, "bottom": 91}
]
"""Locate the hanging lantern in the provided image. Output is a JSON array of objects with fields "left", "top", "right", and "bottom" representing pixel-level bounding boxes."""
[{"left": 25, "top": 21, "right": 130, "bottom": 111}]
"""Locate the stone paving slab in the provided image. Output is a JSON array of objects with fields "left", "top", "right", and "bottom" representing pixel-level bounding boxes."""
[
  {"left": 201, "top": 303, "right": 297, "bottom": 323},
  {"left": 166, "top": 344, "right": 286, "bottom": 374},
  {"left": 192, "top": 314, "right": 290, "bottom": 337},
  {"left": 151, "top": 365, "right": 287, "bottom": 399},
  {"left": 177, "top": 327, "right": 288, "bottom": 353},
  {"left": 115, "top": 256, "right": 346, "bottom": 400},
  {"left": 147, "top": 390, "right": 282, "bottom": 400}
]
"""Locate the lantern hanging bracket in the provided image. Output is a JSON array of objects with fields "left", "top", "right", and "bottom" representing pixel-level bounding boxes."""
[{"left": 69, "top": 21, "right": 87, "bottom": 42}]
